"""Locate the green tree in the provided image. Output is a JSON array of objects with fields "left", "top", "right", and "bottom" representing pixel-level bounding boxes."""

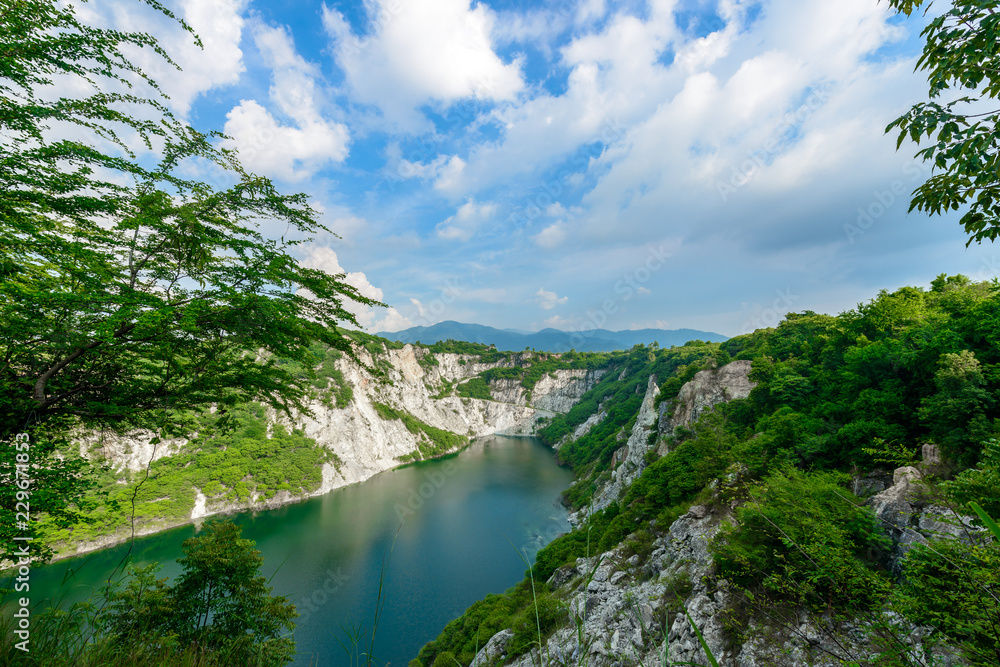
[
  {"left": 886, "top": 0, "right": 1000, "bottom": 244},
  {"left": 919, "top": 350, "right": 993, "bottom": 463},
  {"left": 944, "top": 438, "right": 1000, "bottom": 519},
  {"left": 0, "top": 1, "right": 380, "bottom": 561},
  {"left": 102, "top": 520, "right": 297, "bottom": 665},
  {"left": 711, "top": 468, "right": 890, "bottom": 612}
]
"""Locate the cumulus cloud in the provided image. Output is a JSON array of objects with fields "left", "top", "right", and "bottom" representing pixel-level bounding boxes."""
[
  {"left": 168, "top": 0, "right": 247, "bottom": 114},
  {"left": 322, "top": 0, "right": 524, "bottom": 128},
  {"left": 299, "top": 246, "right": 412, "bottom": 331},
  {"left": 534, "top": 288, "right": 568, "bottom": 310},
  {"left": 67, "top": 0, "right": 247, "bottom": 117},
  {"left": 222, "top": 24, "right": 349, "bottom": 181},
  {"left": 436, "top": 200, "right": 497, "bottom": 242},
  {"left": 94, "top": 0, "right": 972, "bottom": 337},
  {"left": 370, "top": 307, "right": 413, "bottom": 333}
]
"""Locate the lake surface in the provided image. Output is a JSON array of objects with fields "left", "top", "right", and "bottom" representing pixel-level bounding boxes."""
[{"left": 7, "top": 435, "right": 574, "bottom": 666}]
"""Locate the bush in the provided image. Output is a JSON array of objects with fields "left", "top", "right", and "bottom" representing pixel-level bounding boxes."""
[
  {"left": 944, "top": 438, "right": 1000, "bottom": 520},
  {"left": 456, "top": 377, "right": 492, "bottom": 400},
  {"left": 711, "top": 469, "right": 890, "bottom": 613},
  {"left": 4, "top": 521, "right": 298, "bottom": 666},
  {"left": 626, "top": 411, "right": 734, "bottom": 516},
  {"left": 894, "top": 539, "right": 1000, "bottom": 666}
]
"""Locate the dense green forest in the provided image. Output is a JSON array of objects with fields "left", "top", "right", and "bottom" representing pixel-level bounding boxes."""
[{"left": 415, "top": 275, "right": 1000, "bottom": 667}]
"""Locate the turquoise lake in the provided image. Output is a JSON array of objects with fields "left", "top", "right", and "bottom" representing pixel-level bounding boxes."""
[{"left": 6, "top": 435, "right": 574, "bottom": 666}]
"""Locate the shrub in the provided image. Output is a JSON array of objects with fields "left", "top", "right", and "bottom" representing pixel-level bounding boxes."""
[
  {"left": 894, "top": 539, "right": 1000, "bottom": 666},
  {"left": 711, "top": 469, "right": 890, "bottom": 613}
]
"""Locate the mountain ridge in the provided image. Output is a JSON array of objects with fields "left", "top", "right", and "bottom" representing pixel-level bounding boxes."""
[{"left": 376, "top": 320, "right": 727, "bottom": 353}]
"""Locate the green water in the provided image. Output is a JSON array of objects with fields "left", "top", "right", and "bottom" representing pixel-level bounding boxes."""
[{"left": 10, "top": 435, "right": 574, "bottom": 666}]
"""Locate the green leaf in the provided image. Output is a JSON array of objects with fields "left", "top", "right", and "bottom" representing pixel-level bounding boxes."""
[{"left": 969, "top": 501, "right": 1000, "bottom": 541}]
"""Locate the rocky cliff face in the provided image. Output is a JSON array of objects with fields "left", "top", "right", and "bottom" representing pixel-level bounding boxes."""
[
  {"left": 274, "top": 346, "right": 603, "bottom": 499},
  {"left": 658, "top": 360, "right": 755, "bottom": 445},
  {"left": 467, "top": 365, "right": 967, "bottom": 667},
  {"left": 482, "top": 500, "right": 963, "bottom": 667},
  {"left": 576, "top": 361, "right": 755, "bottom": 520},
  {"left": 584, "top": 375, "right": 660, "bottom": 516}
]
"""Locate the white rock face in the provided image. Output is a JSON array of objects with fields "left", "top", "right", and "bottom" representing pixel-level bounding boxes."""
[
  {"left": 76, "top": 429, "right": 188, "bottom": 473},
  {"left": 511, "top": 505, "right": 965, "bottom": 667},
  {"left": 556, "top": 408, "right": 607, "bottom": 452},
  {"left": 583, "top": 375, "right": 660, "bottom": 516},
  {"left": 267, "top": 347, "right": 604, "bottom": 501},
  {"left": 570, "top": 361, "right": 755, "bottom": 522},
  {"left": 666, "top": 360, "right": 755, "bottom": 432}
]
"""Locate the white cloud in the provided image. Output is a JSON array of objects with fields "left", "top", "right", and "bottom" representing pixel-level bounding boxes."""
[
  {"left": 66, "top": 0, "right": 247, "bottom": 117},
  {"left": 434, "top": 9, "right": 681, "bottom": 196},
  {"left": 576, "top": 0, "right": 607, "bottom": 25},
  {"left": 436, "top": 200, "right": 497, "bottom": 242},
  {"left": 370, "top": 307, "right": 413, "bottom": 333},
  {"left": 168, "top": 0, "right": 247, "bottom": 114},
  {"left": 535, "top": 288, "right": 568, "bottom": 310},
  {"left": 533, "top": 221, "right": 569, "bottom": 248},
  {"left": 223, "top": 101, "right": 348, "bottom": 181},
  {"left": 323, "top": 0, "right": 524, "bottom": 129},
  {"left": 222, "top": 24, "right": 349, "bottom": 181},
  {"left": 327, "top": 215, "right": 368, "bottom": 245},
  {"left": 299, "top": 246, "right": 393, "bottom": 331}
]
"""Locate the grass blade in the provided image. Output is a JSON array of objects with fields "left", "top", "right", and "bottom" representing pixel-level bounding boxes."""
[{"left": 969, "top": 501, "right": 1000, "bottom": 541}]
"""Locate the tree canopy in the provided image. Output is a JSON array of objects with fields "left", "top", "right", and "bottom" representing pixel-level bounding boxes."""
[
  {"left": 97, "top": 520, "right": 297, "bottom": 665},
  {"left": 0, "top": 0, "right": 380, "bottom": 561},
  {"left": 886, "top": 0, "right": 1000, "bottom": 244}
]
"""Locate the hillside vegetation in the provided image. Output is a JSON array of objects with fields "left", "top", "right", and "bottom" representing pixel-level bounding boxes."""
[{"left": 415, "top": 275, "right": 1000, "bottom": 667}]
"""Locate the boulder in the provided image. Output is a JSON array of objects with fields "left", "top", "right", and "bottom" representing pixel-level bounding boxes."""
[{"left": 470, "top": 629, "right": 514, "bottom": 667}]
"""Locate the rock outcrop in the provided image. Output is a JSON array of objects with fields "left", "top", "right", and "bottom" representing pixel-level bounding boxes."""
[
  {"left": 575, "top": 360, "right": 755, "bottom": 520},
  {"left": 659, "top": 360, "right": 755, "bottom": 441},
  {"left": 508, "top": 504, "right": 965, "bottom": 667},
  {"left": 866, "top": 457, "right": 983, "bottom": 577},
  {"left": 584, "top": 375, "right": 659, "bottom": 515}
]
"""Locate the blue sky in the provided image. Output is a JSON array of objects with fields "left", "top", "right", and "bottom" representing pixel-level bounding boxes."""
[{"left": 101, "top": 0, "right": 996, "bottom": 337}]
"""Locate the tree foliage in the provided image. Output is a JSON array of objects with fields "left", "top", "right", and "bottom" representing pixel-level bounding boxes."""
[
  {"left": 886, "top": 0, "right": 1000, "bottom": 244},
  {"left": 101, "top": 520, "right": 297, "bottom": 666},
  {"left": 894, "top": 539, "right": 1000, "bottom": 667},
  {"left": 0, "top": 0, "right": 380, "bottom": 561}
]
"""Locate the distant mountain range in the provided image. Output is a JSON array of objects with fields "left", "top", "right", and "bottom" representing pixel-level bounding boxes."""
[{"left": 376, "top": 321, "right": 727, "bottom": 353}]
